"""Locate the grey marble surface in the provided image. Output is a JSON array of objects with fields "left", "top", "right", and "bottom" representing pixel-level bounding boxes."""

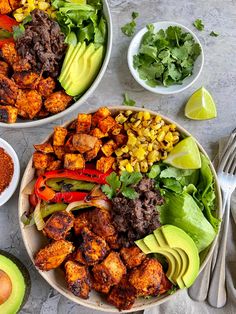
[{"left": 0, "top": 0, "right": 236, "bottom": 313}]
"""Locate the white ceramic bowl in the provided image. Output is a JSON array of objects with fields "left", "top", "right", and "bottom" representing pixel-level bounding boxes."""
[
  {"left": 0, "top": 138, "right": 20, "bottom": 206},
  {"left": 18, "top": 106, "right": 221, "bottom": 312},
  {"left": 128, "top": 21, "right": 204, "bottom": 95},
  {"left": 0, "top": 0, "right": 112, "bottom": 129}
]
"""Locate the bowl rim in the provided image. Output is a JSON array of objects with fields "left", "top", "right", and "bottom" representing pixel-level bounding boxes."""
[
  {"left": 127, "top": 21, "right": 204, "bottom": 95},
  {"left": 18, "top": 106, "right": 222, "bottom": 312},
  {"left": 0, "top": 0, "right": 113, "bottom": 129},
  {"left": 0, "top": 138, "right": 20, "bottom": 206}
]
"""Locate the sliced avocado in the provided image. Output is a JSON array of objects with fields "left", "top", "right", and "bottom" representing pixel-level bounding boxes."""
[
  {"left": 153, "top": 228, "right": 185, "bottom": 288},
  {"left": 161, "top": 225, "right": 200, "bottom": 288},
  {"left": 135, "top": 239, "right": 151, "bottom": 254},
  {"left": 0, "top": 250, "right": 30, "bottom": 314},
  {"left": 59, "top": 42, "right": 86, "bottom": 84},
  {"left": 66, "top": 44, "right": 104, "bottom": 96}
]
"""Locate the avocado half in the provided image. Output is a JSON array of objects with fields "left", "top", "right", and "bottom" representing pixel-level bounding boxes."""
[{"left": 0, "top": 250, "right": 31, "bottom": 314}]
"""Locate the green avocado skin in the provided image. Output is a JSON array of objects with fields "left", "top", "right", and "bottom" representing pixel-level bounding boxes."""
[{"left": 0, "top": 250, "right": 31, "bottom": 314}]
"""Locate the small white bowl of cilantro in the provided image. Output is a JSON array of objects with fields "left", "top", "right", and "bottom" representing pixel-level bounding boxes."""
[{"left": 128, "top": 21, "right": 204, "bottom": 94}]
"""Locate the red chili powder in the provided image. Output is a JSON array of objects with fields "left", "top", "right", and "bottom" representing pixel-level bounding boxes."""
[{"left": 0, "top": 147, "right": 14, "bottom": 194}]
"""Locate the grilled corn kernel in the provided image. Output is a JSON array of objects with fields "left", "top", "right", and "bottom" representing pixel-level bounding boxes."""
[
  {"left": 125, "top": 110, "right": 133, "bottom": 116},
  {"left": 134, "top": 163, "right": 140, "bottom": 172},
  {"left": 165, "top": 132, "right": 174, "bottom": 142},
  {"left": 121, "top": 145, "right": 129, "bottom": 153},
  {"left": 148, "top": 143, "right": 153, "bottom": 151},
  {"left": 38, "top": 2, "right": 50, "bottom": 10},
  {"left": 143, "top": 111, "right": 151, "bottom": 120},
  {"left": 137, "top": 112, "right": 143, "bottom": 120},
  {"left": 155, "top": 115, "right": 162, "bottom": 123},
  {"left": 115, "top": 149, "right": 123, "bottom": 157},
  {"left": 127, "top": 135, "right": 137, "bottom": 146},
  {"left": 157, "top": 131, "right": 165, "bottom": 142},
  {"left": 115, "top": 113, "right": 127, "bottom": 124},
  {"left": 133, "top": 147, "right": 146, "bottom": 160},
  {"left": 120, "top": 159, "right": 129, "bottom": 167},
  {"left": 140, "top": 161, "right": 148, "bottom": 173},
  {"left": 126, "top": 164, "right": 133, "bottom": 172}
]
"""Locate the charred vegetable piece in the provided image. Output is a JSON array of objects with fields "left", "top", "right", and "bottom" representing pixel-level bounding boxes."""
[
  {"left": 52, "top": 191, "right": 88, "bottom": 203},
  {"left": 0, "top": 105, "right": 17, "bottom": 123},
  {"left": 46, "top": 178, "right": 95, "bottom": 192}
]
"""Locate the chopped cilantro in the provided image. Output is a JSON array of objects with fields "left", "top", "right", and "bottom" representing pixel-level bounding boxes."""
[
  {"left": 133, "top": 25, "right": 201, "bottom": 87},
  {"left": 210, "top": 31, "right": 219, "bottom": 37},
  {"left": 13, "top": 24, "right": 25, "bottom": 40},
  {"left": 102, "top": 171, "right": 142, "bottom": 200},
  {"left": 193, "top": 19, "right": 204, "bottom": 31},
  {"left": 121, "top": 11, "right": 139, "bottom": 37},
  {"left": 0, "top": 29, "right": 12, "bottom": 40},
  {"left": 123, "top": 93, "right": 136, "bottom": 106}
]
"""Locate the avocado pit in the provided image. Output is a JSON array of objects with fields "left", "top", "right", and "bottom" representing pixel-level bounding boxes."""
[{"left": 0, "top": 270, "right": 12, "bottom": 305}]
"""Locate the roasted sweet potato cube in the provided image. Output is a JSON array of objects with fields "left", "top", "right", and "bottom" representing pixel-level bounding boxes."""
[
  {"left": 113, "top": 133, "right": 128, "bottom": 147},
  {"left": 92, "top": 276, "right": 111, "bottom": 294},
  {"left": 53, "top": 127, "right": 68, "bottom": 146},
  {"left": 0, "top": 0, "right": 12, "bottom": 16},
  {"left": 1, "top": 42, "right": 19, "bottom": 66},
  {"left": 129, "top": 258, "right": 163, "bottom": 297},
  {"left": 159, "top": 273, "right": 172, "bottom": 295},
  {"left": 35, "top": 240, "right": 74, "bottom": 271},
  {"left": 90, "top": 208, "right": 117, "bottom": 240},
  {"left": 44, "top": 91, "right": 72, "bottom": 114},
  {"left": 107, "top": 276, "right": 137, "bottom": 310},
  {"left": 65, "top": 261, "right": 91, "bottom": 299},
  {"left": 53, "top": 145, "right": 65, "bottom": 160},
  {"left": 91, "top": 107, "right": 111, "bottom": 127},
  {"left": 37, "top": 77, "right": 56, "bottom": 98},
  {"left": 101, "top": 139, "right": 117, "bottom": 157},
  {"left": 12, "top": 71, "right": 40, "bottom": 89},
  {"left": 120, "top": 246, "right": 146, "bottom": 269},
  {"left": 9, "top": 0, "right": 21, "bottom": 10},
  {"left": 90, "top": 128, "right": 107, "bottom": 138},
  {"left": 92, "top": 252, "right": 126, "bottom": 286},
  {"left": 72, "top": 134, "right": 98, "bottom": 153},
  {"left": 64, "top": 136, "right": 76, "bottom": 153},
  {"left": 15, "top": 89, "right": 42, "bottom": 119},
  {"left": 33, "top": 152, "right": 53, "bottom": 169},
  {"left": 110, "top": 123, "right": 123, "bottom": 135},
  {"left": 43, "top": 211, "right": 74, "bottom": 241},
  {"left": 80, "top": 227, "right": 109, "bottom": 265},
  {"left": 74, "top": 249, "right": 87, "bottom": 265},
  {"left": 98, "top": 116, "right": 116, "bottom": 134},
  {"left": 84, "top": 139, "right": 102, "bottom": 161},
  {"left": 68, "top": 120, "right": 77, "bottom": 130},
  {"left": 0, "top": 105, "right": 18, "bottom": 123},
  {"left": 96, "top": 156, "right": 115, "bottom": 173},
  {"left": 34, "top": 142, "right": 54, "bottom": 154},
  {"left": 64, "top": 153, "right": 85, "bottom": 170},
  {"left": 74, "top": 212, "right": 91, "bottom": 236},
  {"left": 46, "top": 160, "right": 62, "bottom": 171},
  {"left": 0, "top": 74, "right": 18, "bottom": 105},
  {"left": 76, "top": 113, "right": 92, "bottom": 133}
]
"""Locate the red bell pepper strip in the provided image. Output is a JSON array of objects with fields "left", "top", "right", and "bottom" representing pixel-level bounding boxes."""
[
  {"left": 52, "top": 191, "right": 88, "bottom": 203},
  {"left": 0, "top": 15, "right": 18, "bottom": 47},
  {"left": 35, "top": 168, "right": 112, "bottom": 202}
]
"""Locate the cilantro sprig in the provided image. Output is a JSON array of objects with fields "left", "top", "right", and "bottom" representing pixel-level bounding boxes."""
[
  {"left": 133, "top": 25, "right": 201, "bottom": 87},
  {"left": 123, "top": 93, "right": 136, "bottom": 106},
  {"left": 102, "top": 171, "right": 142, "bottom": 200},
  {"left": 193, "top": 19, "right": 204, "bottom": 31},
  {"left": 121, "top": 11, "right": 139, "bottom": 37},
  {"left": 210, "top": 31, "right": 219, "bottom": 37}
]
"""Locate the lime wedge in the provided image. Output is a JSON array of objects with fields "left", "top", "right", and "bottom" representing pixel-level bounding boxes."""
[
  {"left": 185, "top": 87, "right": 217, "bottom": 120},
  {"left": 164, "top": 137, "right": 201, "bottom": 169}
]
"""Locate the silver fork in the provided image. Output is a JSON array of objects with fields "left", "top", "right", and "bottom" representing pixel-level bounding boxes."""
[
  {"left": 207, "top": 130, "right": 236, "bottom": 308},
  {"left": 188, "top": 130, "right": 236, "bottom": 304}
]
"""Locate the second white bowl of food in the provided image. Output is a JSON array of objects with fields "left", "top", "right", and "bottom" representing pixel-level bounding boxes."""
[
  {"left": 18, "top": 106, "right": 221, "bottom": 312},
  {"left": 128, "top": 21, "right": 204, "bottom": 95}
]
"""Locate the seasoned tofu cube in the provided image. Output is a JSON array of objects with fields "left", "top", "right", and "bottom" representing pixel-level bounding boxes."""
[
  {"left": 84, "top": 139, "right": 102, "bottom": 161},
  {"left": 0, "top": 105, "right": 18, "bottom": 123},
  {"left": 96, "top": 156, "right": 115, "bottom": 173},
  {"left": 129, "top": 258, "right": 163, "bottom": 297},
  {"left": 64, "top": 153, "right": 85, "bottom": 170},
  {"left": 92, "top": 107, "right": 111, "bottom": 127},
  {"left": 107, "top": 276, "right": 136, "bottom": 310},
  {"left": 34, "top": 142, "right": 54, "bottom": 154},
  {"left": 53, "top": 127, "right": 68, "bottom": 146},
  {"left": 101, "top": 140, "right": 117, "bottom": 157},
  {"left": 12, "top": 71, "right": 39, "bottom": 89},
  {"left": 76, "top": 113, "right": 92, "bottom": 133},
  {"left": 98, "top": 116, "right": 116, "bottom": 134},
  {"left": 72, "top": 134, "right": 98, "bottom": 153},
  {"left": 65, "top": 261, "right": 91, "bottom": 299},
  {"left": 0, "top": 61, "right": 10, "bottom": 76},
  {"left": 89, "top": 208, "right": 117, "bottom": 240},
  {"left": 46, "top": 160, "right": 62, "bottom": 171},
  {"left": 16, "top": 89, "right": 42, "bottom": 119},
  {"left": 44, "top": 91, "right": 72, "bottom": 114},
  {"left": 74, "top": 212, "right": 91, "bottom": 236},
  {"left": 0, "top": 73, "right": 18, "bottom": 105},
  {"left": 74, "top": 249, "right": 86, "bottom": 265},
  {"left": 90, "top": 128, "right": 107, "bottom": 138},
  {"left": 33, "top": 152, "right": 53, "bottom": 169},
  {"left": 80, "top": 227, "right": 109, "bottom": 265},
  {"left": 92, "top": 276, "right": 111, "bottom": 294},
  {"left": 120, "top": 246, "right": 146, "bottom": 269},
  {"left": 37, "top": 77, "right": 56, "bottom": 98},
  {"left": 53, "top": 145, "right": 65, "bottom": 160},
  {"left": 0, "top": 42, "right": 18, "bottom": 66},
  {"left": 0, "top": 0, "right": 12, "bottom": 14},
  {"left": 43, "top": 211, "right": 74, "bottom": 241},
  {"left": 113, "top": 133, "right": 128, "bottom": 147},
  {"left": 35, "top": 240, "right": 74, "bottom": 271},
  {"left": 92, "top": 252, "right": 126, "bottom": 286}
]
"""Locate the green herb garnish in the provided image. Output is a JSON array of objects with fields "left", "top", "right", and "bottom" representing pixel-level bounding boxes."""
[
  {"left": 102, "top": 171, "right": 142, "bottom": 200},
  {"left": 0, "top": 28, "right": 12, "bottom": 39},
  {"left": 123, "top": 93, "right": 136, "bottom": 106},
  {"left": 210, "top": 31, "right": 219, "bottom": 37},
  {"left": 13, "top": 24, "right": 25, "bottom": 40},
  {"left": 133, "top": 25, "right": 201, "bottom": 87},
  {"left": 121, "top": 11, "right": 139, "bottom": 37},
  {"left": 193, "top": 19, "right": 204, "bottom": 31}
]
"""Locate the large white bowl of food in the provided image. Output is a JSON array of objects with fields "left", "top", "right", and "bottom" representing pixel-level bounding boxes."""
[
  {"left": 18, "top": 106, "right": 221, "bottom": 312},
  {"left": 0, "top": 0, "right": 112, "bottom": 128}
]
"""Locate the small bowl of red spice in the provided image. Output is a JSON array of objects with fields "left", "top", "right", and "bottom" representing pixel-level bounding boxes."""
[{"left": 0, "top": 139, "right": 20, "bottom": 206}]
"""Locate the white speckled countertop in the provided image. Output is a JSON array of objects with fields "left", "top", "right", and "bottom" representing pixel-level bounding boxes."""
[{"left": 0, "top": 0, "right": 236, "bottom": 313}]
